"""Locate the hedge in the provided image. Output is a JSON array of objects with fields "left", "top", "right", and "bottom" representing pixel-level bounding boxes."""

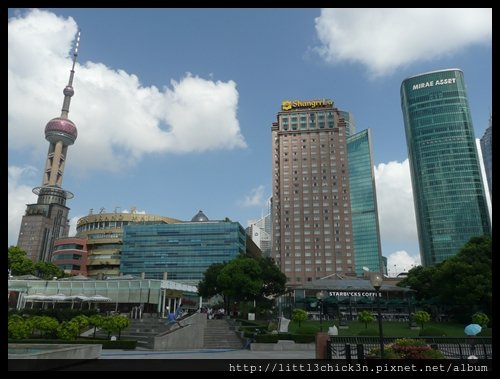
[
  {"left": 255, "top": 333, "right": 315, "bottom": 343},
  {"left": 8, "top": 338, "right": 137, "bottom": 350}
]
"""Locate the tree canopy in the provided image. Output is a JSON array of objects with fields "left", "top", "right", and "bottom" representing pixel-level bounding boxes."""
[
  {"left": 398, "top": 235, "right": 492, "bottom": 322},
  {"left": 197, "top": 263, "right": 225, "bottom": 299},
  {"left": 8, "top": 246, "right": 35, "bottom": 276},
  {"left": 8, "top": 246, "right": 64, "bottom": 279},
  {"left": 197, "top": 254, "right": 287, "bottom": 312},
  {"left": 217, "top": 255, "right": 263, "bottom": 300}
]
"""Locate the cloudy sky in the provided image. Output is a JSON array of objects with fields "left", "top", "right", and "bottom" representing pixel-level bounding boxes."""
[{"left": 8, "top": 8, "right": 492, "bottom": 276}]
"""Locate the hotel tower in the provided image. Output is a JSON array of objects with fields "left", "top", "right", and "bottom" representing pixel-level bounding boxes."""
[{"left": 271, "top": 99, "right": 360, "bottom": 285}]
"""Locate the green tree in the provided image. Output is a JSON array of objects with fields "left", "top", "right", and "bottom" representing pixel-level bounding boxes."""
[
  {"left": 114, "top": 315, "right": 130, "bottom": 339},
  {"left": 398, "top": 265, "right": 439, "bottom": 301},
  {"left": 100, "top": 316, "right": 116, "bottom": 339},
  {"left": 435, "top": 235, "right": 492, "bottom": 320},
  {"left": 71, "top": 315, "right": 89, "bottom": 335},
  {"left": 472, "top": 312, "right": 489, "bottom": 328},
  {"left": 292, "top": 308, "right": 308, "bottom": 328},
  {"left": 217, "top": 255, "right": 263, "bottom": 314},
  {"left": 218, "top": 256, "right": 263, "bottom": 300},
  {"left": 34, "top": 261, "right": 64, "bottom": 280},
  {"left": 8, "top": 246, "right": 35, "bottom": 276},
  {"left": 358, "top": 310, "right": 374, "bottom": 329},
  {"left": 199, "top": 255, "right": 286, "bottom": 317},
  {"left": 257, "top": 257, "right": 287, "bottom": 299},
  {"left": 100, "top": 315, "right": 130, "bottom": 339},
  {"left": 414, "top": 310, "right": 430, "bottom": 329},
  {"left": 89, "top": 314, "right": 105, "bottom": 338},
  {"left": 198, "top": 262, "right": 227, "bottom": 298},
  {"left": 398, "top": 236, "right": 492, "bottom": 323}
]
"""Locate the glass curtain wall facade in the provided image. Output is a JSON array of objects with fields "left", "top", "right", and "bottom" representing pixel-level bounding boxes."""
[
  {"left": 74, "top": 211, "right": 179, "bottom": 277},
  {"left": 120, "top": 221, "right": 246, "bottom": 285},
  {"left": 346, "top": 129, "right": 383, "bottom": 275},
  {"left": 401, "top": 69, "right": 491, "bottom": 266}
]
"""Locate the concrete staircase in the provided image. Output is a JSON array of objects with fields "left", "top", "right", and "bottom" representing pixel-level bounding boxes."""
[
  {"left": 95, "top": 317, "right": 171, "bottom": 349},
  {"left": 203, "top": 319, "right": 244, "bottom": 349}
]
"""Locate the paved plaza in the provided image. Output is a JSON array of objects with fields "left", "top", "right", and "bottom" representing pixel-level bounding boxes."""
[{"left": 100, "top": 348, "right": 315, "bottom": 359}]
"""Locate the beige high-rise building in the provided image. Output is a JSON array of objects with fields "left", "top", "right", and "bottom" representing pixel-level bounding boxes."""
[{"left": 271, "top": 99, "right": 356, "bottom": 285}]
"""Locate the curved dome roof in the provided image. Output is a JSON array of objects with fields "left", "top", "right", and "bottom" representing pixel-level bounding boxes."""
[{"left": 191, "top": 210, "right": 209, "bottom": 222}]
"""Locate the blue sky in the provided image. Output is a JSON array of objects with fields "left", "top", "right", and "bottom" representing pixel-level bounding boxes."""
[{"left": 8, "top": 8, "right": 492, "bottom": 276}]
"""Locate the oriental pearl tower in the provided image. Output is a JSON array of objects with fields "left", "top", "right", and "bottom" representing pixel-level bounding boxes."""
[{"left": 17, "top": 32, "right": 81, "bottom": 262}]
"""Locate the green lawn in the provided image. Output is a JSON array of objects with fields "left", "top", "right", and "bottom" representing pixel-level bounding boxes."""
[{"left": 288, "top": 320, "right": 473, "bottom": 337}]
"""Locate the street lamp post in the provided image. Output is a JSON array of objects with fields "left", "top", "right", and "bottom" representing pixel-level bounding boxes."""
[
  {"left": 370, "top": 273, "right": 384, "bottom": 358},
  {"left": 316, "top": 291, "right": 325, "bottom": 332}
]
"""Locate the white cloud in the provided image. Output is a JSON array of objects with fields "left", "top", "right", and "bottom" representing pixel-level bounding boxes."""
[
  {"left": 68, "top": 215, "right": 82, "bottom": 237},
  {"left": 476, "top": 139, "right": 492, "bottom": 222},
  {"left": 387, "top": 250, "right": 420, "bottom": 277},
  {"left": 375, "top": 159, "right": 419, "bottom": 257},
  {"left": 8, "top": 165, "right": 39, "bottom": 246},
  {"left": 240, "top": 185, "right": 265, "bottom": 207},
  {"left": 314, "top": 8, "right": 492, "bottom": 76},
  {"left": 8, "top": 9, "right": 247, "bottom": 174}
]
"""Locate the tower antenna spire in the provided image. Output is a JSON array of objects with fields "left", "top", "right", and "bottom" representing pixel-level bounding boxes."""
[{"left": 61, "top": 31, "right": 80, "bottom": 119}]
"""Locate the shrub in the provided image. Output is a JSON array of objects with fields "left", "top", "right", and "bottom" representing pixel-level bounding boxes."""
[
  {"left": 8, "top": 338, "right": 137, "bottom": 349},
  {"left": 367, "top": 347, "right": 401, "bottom": 359},
  {"left": 368, "top": 338, "right": 444, "bottom": 359},
  {"left": 472, "top": 312, "right": 489, "bottom": 328},
  {"left": 477, "top": 328, "right": 492, "bottom": 337},
  {"left": 268, "top": 321, "right": 278, "bottom": 332},
  {"left": 292, "top": 334, "right": 315, "bottom": 343},
  {"left": 255, "top": 334, "right": 282, "bottom": 343},
  {"left": 57, "top": 320, "right": 80, "bottom": 340},
  {"left": 254, "top": 333, "right": 314, "bottom": 344},
  {"left": 238, "top": 320, "right": 262, "bottom": 327},
  {"left": 9, "top": 308, "right": 97, "bottom": 322},
  {"left": 8, "top": 318, "right": 31, "bottom": 340},
  {"left": 30, "top": 316, "right": 59, "bottom": 338}
]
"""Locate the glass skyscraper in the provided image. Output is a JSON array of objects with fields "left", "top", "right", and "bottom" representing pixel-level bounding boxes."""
[
  {"left": 480, "top": 116, "right": 492, "bottom": 200},
  {"left": 401, "top": 69, "right": 491, "bottom": 266},
  {"left": 347, "top": 129, "right": 383, "bottom": 275},
  {"left": 120, "top": 213, "right": 246, "bottom": 285}
]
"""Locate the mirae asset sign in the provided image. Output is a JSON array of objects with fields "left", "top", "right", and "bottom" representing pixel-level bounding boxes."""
[{"left": 412, "top": 77, "right": 456, "bottom": 90}]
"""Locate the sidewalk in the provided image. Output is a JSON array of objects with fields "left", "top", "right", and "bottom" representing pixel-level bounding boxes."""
[{"left": 100, "top": 348, "right": 315, "bottom": 359}]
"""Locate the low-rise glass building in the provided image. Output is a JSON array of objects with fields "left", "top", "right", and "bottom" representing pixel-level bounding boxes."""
[{"left": 120, "top": 211, "right": 246, "bottom": 285}]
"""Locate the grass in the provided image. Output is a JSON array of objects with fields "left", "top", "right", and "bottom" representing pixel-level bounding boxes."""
[{"left": 287, "top": 320, "right": 475, "bottom": 337}]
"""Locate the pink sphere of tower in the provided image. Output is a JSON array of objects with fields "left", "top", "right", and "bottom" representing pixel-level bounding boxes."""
[{"left": 44, "top": 117, "right": 78, "bottom": 145}]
